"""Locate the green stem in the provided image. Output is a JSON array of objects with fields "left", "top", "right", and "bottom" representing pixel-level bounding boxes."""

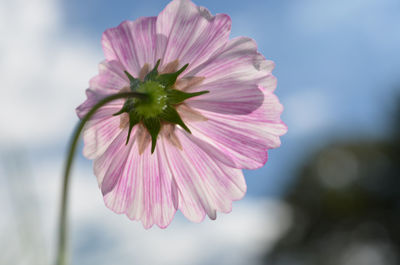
[{"left": 55, "top": 92, "right": 146, "bottom": 265}]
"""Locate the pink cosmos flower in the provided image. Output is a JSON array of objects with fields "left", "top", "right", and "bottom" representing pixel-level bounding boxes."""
[{"left": 76, "top": 0, "right": 287, "bottom": 228}]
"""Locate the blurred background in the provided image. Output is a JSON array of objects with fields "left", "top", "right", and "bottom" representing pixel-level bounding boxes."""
[{"left": 1, "top": 0, "right": 399, "bottom": 264}]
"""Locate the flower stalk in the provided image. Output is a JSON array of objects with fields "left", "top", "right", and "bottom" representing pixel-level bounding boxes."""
[{"left": 56, "top": 92, "right": 146, "bottom": 265}]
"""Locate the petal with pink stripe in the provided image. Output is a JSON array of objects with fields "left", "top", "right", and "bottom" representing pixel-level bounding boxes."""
[
  {"left": 162, "top": 129, "right": 246, "bottom": 222},
  {"left": 82, "top": 112, "right": 123, "bottom": 160},
  {"left": 186, "top": 90, "right": 287, "bottom": 170},
  {"left": 102, "top": 132, "right": 178, "bottom": 229},
  {"left": 102, "top": 17, "right": 162, "bottom": 76},
  {"left": 156, "top": 0, "right": 231, "bottom": 72},
  {"left": 184, "top": 37, "right": 277, "bottom": 115},
  {"left": 76, "top": 60, "right": 128, "bottom": 119}
]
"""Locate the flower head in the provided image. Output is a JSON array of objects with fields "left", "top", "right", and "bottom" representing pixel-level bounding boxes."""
[{"left": 76, "top": 0, "right": 287, "bottom": 228}]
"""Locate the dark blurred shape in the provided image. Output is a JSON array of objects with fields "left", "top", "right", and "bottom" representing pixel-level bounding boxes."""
[{"left": 264, "top": 100, "right": 400, "bottom": 265}]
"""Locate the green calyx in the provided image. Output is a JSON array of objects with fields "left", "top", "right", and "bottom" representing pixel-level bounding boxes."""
[{"left": 114, "top": 60, "right": 208, "bottom": 153}]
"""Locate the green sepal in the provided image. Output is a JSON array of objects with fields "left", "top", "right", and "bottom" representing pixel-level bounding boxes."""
[
  {"left": 157, "top": 64, "right": 188, "bottom": 87},
  {"left": 112, "top": 108, "right": 127, "bottom": 117},
  {"left": 167, "top": 89, "right": 209, "bottom": 105},
  {"left": 126, "top": 111, "right": 140, "bottom": 145},
  {"left": 112, "top": 98, "right": 135, "bottom": 116},
  {"left": 143, "top": 117, "right": 161, "bottom": 153},
  {"left": 124, "top": 71, "right": 141, "bottom": 91},
  {"left": 160, "top": 106, "right": 191, "bottom": 134},
  {"left": 144, "top": 59, "right": 161, "bottom": 81}
]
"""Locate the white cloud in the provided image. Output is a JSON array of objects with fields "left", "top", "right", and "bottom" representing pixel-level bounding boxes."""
[{"left": 0, "top": 0, "right": 101, "bottom": 148}]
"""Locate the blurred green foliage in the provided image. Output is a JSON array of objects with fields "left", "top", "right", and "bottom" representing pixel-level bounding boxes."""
[{"left": 265, "top": 99, "right": 400, "bottom": 265}]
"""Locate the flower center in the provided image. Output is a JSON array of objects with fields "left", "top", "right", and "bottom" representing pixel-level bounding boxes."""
[
  {"left": 113, "top": 60, "right": 208, "bottom": 153},
  {"left": 135, "top": 81, "right": 167, "bottom": 118}
]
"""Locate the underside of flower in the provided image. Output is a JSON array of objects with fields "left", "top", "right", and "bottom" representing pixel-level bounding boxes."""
[
  {"left": 113, "top": 59, "right": 209, "bottom": 153},
  {"left": 76, "top": 0, "right": 287, "bottom": 229}
]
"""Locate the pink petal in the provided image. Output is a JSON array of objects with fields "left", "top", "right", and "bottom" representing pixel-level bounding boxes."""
[
  {"left": 188, "top": 37, "right": 275, "bottom": 87},
  {"left": 102, "top": 17, "right": 162, "bottom": 77},
  {"left": 162, "top": 130, "right": 246, "bottom": 222},
  {"left": 94, "top": 128, "right": 131, "bottom": 189},
  {"left": 185, "top": 90, "right": 287, "bottom": 170},
  {"left": 76, "top": 60, "right": 128, "bottom": 119},
  {"left": 184, "top": 37, "right": 277, "bottom": 115},
  {"left": 156, "top": 0, "right": 231, "bottom": 71},
  {"left": 90, "top": 60, "right": 129, "bottom": 92},
  {"left": 174, "top": 36, "right": 287, "bottom": 170},
  {"left": 101, "top": 131, "right": 178, "bottom": 229},
  {"left": 76, "top": 89, "right": 125, "bottom": 119},
  {"left": 82, "top": 113, "right": 123, "bottom": 160},
  {"left": 76, "top": 59, "right": 129, "bottom": 159}
]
